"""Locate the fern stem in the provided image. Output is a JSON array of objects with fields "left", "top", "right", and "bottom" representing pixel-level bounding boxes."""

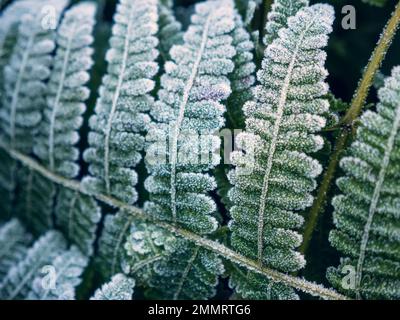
[
  {"left": 342, "top": 1, "right": 400, "bottom": 125},
  {"left": 300, "top": 2, "right": 400, "bottom": 255},
  {"left": 1, "top": 144, "right": 349, "bottom": 300}
]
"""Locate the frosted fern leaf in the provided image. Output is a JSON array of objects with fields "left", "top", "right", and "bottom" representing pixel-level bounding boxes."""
[
  {"left": 34, "top": 2, "right": 96, "bottom": 177},
  {"left": 228, "top": 4, "right": 334, "bottom": 299},
  {"left": 327, "top": 66, "right": 400, "bottom": 300},
  {"left": 91, "top": 273, "right": 135, "bottom": 300},
  {"left": 0, "top": 0, "right": 67, "bottom": 152},
  {"left": 0, "top": 219, "right": 32, "bottom": 279},
  {"left": 19, "top": 3, "right": 100, "bottom": 240},
  {"left": 0, "top": 231, "right": 67, "bottom": 300},
  {"left": 0, "top": 0, "right": 67, "bottom": 223},
  {"left": 83, "top": 0, "right": 159, "bottom": 204},
  {"left": 144, "top": 0, "right": 236, "bottom": 234},
  {"left": 27, "top": 246, "right": 88, "bottom": 300}
]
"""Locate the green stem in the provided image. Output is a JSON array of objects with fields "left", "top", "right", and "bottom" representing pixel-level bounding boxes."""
[{"left": 300, "top": 1, "right": 400, "bottom": 255}]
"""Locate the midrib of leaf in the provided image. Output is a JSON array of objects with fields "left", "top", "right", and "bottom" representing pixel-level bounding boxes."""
[
  {"left": 256, "top": 19, "right": 314, "bottom": 264},
  {"left": 1, "top": 144, "right": 349, "bottom": 300},
  {"left": 111, "top": 215, "right": 134, "bottom": 275},
  {"left": 48, "top": 23, "right": 76, "bottom": 171},
  {"left": 169, "top": 13, "right": 213, "bottom": 225},
  {"left": 173, "top": 246, "right": 200, "bottom": 300},
  {"left": 9, "top": 34, "right": 34, "bottom": 149},
  {"left": 103, "top": 6, "right": 134, "bottom": 195},
  {"left": 355, "top": 103, "right": 400, "bottom": 299}
]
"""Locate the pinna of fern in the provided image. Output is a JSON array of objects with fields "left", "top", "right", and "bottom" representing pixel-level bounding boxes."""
[
  {"left": 83, "top": 0, "right": 159, "bottom": 205},
  {"left": 0, "top": 0, "right": 67, "bottom": 223},
  {"left": 327, "top": 66, "right": 400, "bottom": 300},
  {"left": 228, "top": 3, "right": 334, "bottom": 299},
  {"left": 144, "top": 0, "right": 235, "bottom": 234},
  {"left": 15, "top": 2, "right": 101, "bottom": 244}
]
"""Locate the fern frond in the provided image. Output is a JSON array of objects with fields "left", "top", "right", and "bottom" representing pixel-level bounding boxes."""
[
  {"left": 91, "top": 273, "right": 135, "bottom": 300},
  {"left": 27, "top": 246, "right": 88, "bottom": 300},
  {"left": 0, "top": 0, "right": 67, "bottom": 152},
  {"left": 34, "top": 2, "right": 96, "bottom": 177},
  {"left": 0, "top": 219, "right": 32, "bottom": 279},
  {"left": 83, "top": 0, "right": 159, "bottom": 204},
  {"left": 55, "top": 189, "right": 101, "bottom": 256},
  {"left": 228, "top": 4, "right": 334, "bottom": 298},
  {"left": 327, "top": 66, "right": 400, "bottom": 300},
  {"left": 144, "top": 0, "right": 236, "bottom": 234},
  {"left": 18, "top": 2, "right": 99, "bottom": 239},
  {"left": 96, "top": 210, "right": 134, "bottom": 279},
  {"left": 263, "top": 0, "right": 309, "bottom": 46},
  {"left": 0, "top": 0, "right": 66, "bottom": 221},
  {"left": 0, "top": 230, "right": 67, "bottom": 300}
]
